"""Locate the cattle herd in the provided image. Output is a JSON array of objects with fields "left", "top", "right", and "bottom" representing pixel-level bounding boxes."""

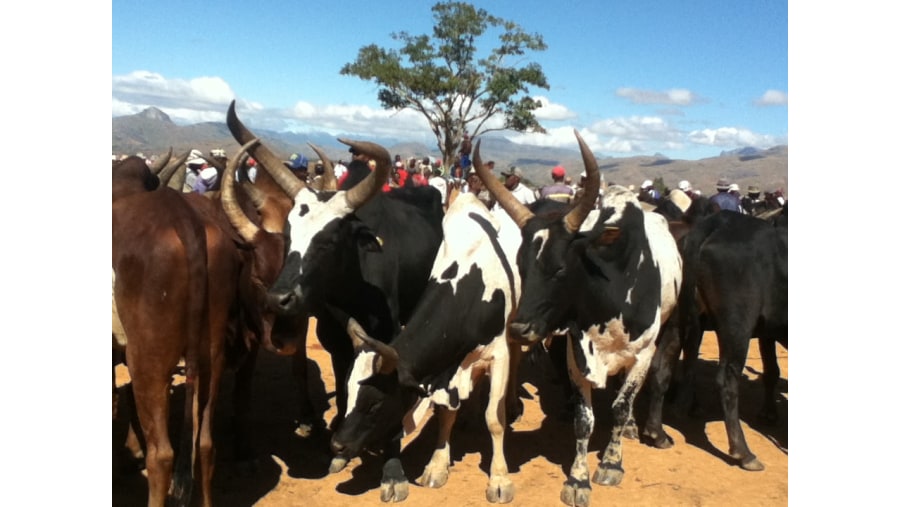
[{"left": 112, "top": 100, "right": 788, "bottom": 507}]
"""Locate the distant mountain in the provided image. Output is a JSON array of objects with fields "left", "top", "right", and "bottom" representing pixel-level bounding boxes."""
[{"left": 113, "top": 108, "right": 788, "bottom": 196}]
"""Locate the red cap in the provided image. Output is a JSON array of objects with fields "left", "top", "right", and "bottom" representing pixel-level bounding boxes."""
[{"left": 552, "top": 165, "right": 565, "bottom": 178}]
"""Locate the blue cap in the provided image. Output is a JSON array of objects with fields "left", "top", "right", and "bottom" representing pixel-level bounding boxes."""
[{"left": 287, "top": 153, "right": 308, "bottom": 171}]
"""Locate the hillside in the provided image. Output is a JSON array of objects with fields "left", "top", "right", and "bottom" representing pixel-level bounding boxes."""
[{"left": 113, "top": 108, "right": 788, "bottom": 196}]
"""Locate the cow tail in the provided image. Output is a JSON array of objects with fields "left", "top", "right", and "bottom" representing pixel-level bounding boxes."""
[
  {"left": 677, "top": 215, "right": 718, "bottom": 372},
  {"left": 170, "top": 210, "right": 209, "bottom": 507}
]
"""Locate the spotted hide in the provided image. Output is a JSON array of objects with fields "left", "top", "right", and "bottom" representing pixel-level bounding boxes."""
[
  {"left": 331, "top": 192, "right": 520, "bottom": 504},
  {"left": 474, "top": 132, "right": 682, "bottom": 507}
]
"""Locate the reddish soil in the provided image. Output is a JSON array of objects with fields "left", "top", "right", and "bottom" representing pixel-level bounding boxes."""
[{"left": 113, "top": 325, "right": 787, "bottom": 506}]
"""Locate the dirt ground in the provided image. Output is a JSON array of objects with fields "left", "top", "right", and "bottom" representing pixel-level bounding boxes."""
[{"left": 113, "top": 324, "right": 788, "bottom": 507}]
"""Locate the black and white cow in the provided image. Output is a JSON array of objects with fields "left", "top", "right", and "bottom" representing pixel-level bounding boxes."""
[
  {"left": 330, "top": 191, "right": 521, "bottom": 503},
  {"left": 475, "top": 133, "right": 682, "bottom": 507},
  {"left": 642, "top": 209, "right": 787, "bottom": 471},
  {"left": 226, "top": 102, "right": 444, "bottom": 443}
]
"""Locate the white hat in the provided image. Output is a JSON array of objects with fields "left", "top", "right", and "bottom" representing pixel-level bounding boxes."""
[
  {"left": 187, "top": 149, "right": 204, "bottom": 166},
  {"left": 641, "top": 179, "right": 653, "bottom": 189},
  {"left": 728, "top": 183, "right": 740, "bottom": 192},
  {"left": 199, "top": 167, "right": 217, "bottom": 183},
  {"left": 678, "top": 180, "right": 691, "bottom": 191}
]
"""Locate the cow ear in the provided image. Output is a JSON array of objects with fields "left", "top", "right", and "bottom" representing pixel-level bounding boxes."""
[{"left": 351, "top": 222, "right": 383, "bottom": 253}]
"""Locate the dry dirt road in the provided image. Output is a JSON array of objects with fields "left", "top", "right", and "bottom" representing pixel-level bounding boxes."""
[{"left": 113, "top": 326, "right": 787, "bottom": 507}]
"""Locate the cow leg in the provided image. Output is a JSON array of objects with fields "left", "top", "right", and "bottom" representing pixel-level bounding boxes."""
[
  {"left": 757, "top": 336, "right": 781, "bottom": 425},
  {"left": 593, "top": 347, "right": 655, "bottom": 487},
  {"left": 561, "top": 336, "right": 594, "bottom": 507},
  {"left": 196, "top": 347, "right": 225, "bottom": 507},
  {"left": 419, "top": 405, "right": 457, "bottom": 489},
  {"left": 485, "top": 348, "right": 514, "bottom": 503},
  {"left": 121, "top": 383, "right": 147, "bottom": 469},
  {"left": 231, "top": 344, "right": 259, "bottom": 471},
  {"left": 560, "top": 377, "right": 594, "bottom": 507},
  {"left": 127, "top": 359, "right": 175, "bottom": 507},
  {"left": 643, "top": 323, "right": 681, "bottom": 448},
  {"left": 715, "top": 330, "right": 764, "bottom": 471},
  {"left": 380, "top": 436, "right": 409, "bottom": 502},
  {"left": 674, "top": 315, "right": 705, "bottom": 417},
  {"left": 290, "top": 317, "right": 325, "bottom": 438},
  {"left": 505, "top": 343, "right": 524, "bottom": 425}
]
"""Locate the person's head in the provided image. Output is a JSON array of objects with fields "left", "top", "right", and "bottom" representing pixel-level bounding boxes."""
[
  {"left": 748, "top": 185, "right": 761, "bottom": 198},
  {"left": 551, "top": 165, "right": 565, "bottom": 182},
  {"left": 728, "top": 183, "right": 740, "bottom": 195},
  {"left": 715, "top": 178, "right": 730, "bottom": 193},
  {"left": 565, "top": 176, "right": 572, "bottom": 186},
  {"left": 678, "top": 180, "right": 692, "bottom": 192},
  {"left": 187, "top": 149, "right": 205, "bottom": 172},
  {"left": 641, "top": 179, "right": 654, "bottom": 191},
  {"left": 486, "top": 160, "right": 495, "bottom": 171},
  {"left": 210, "top": 148, "right": 226, "bottom": 161},
  {"left": 501, "top": 166, "right": 524, "bottom": 190},
  {"left": 467, "top": 171, "right": 483, "bottom": 192},
  {"left": 349, "top": 146, "right": 370, "bottom": 162},
  {"left": 286, "top": 153, "right": 309, "bottom": 179}
]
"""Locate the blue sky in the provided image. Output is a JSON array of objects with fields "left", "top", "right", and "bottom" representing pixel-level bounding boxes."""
[{"left": 112, "top": 0, "right": 787, "bottom": 160}]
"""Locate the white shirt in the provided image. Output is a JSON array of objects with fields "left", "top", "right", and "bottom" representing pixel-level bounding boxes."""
[
  {"left": 429, "top": 176, "right": 448, "bottom": 204},
  {"left": 510, "top": 182, "right": 536, "bottom": 205}
]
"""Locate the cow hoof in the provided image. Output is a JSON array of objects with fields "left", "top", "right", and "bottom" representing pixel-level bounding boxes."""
[
  {"left": 379, "top": 478, "right": 409, "bottom": 503},
  {"left": 560, "top": 478, "right": 591, "bottom": 507},
  {"left": 329, "top": 456, "right": 349, "bottom": 474},
  {"left": 485, "top": 476, "right": 514, "bottom": 503},
  {"left": 419, "top": 465, "right": 449, "bottom": 489},
  {"left": 622, "top": 419, "right": 639, "bottom": 440},
  {"left": 739, "top": 457, "right": 765, "bottom": 472},
  {"left": 592, "top": 464, "right": 624, "bottom": 486},
  {"left": 641, "top": 429, "right": 674, "bottom": 449}
]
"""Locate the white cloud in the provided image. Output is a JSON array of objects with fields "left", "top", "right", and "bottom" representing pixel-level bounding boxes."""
[
  {"left": 112, "top": 70, "right": 236, "bottom": 123},
  {"left": 687, "top": 127, "right": 782, "bottom": 148},
  {"left": 755, "top": 89, "right": 788, "bottom": 106},
  {"left": 111, "top": 71, "right": 784, "bottom": 159},
  {"left": 616, "top": 87, "right": 701, "bottom": 106},
  {"left": 531, "top": 95, "right": 577, "bottom": 120}
]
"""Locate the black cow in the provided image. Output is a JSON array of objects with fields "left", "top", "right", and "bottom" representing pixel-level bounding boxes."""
[
  {"left": 226, "top": 102, "right": 444, "bottom": 449},
  {"left": 643, "top": 210, "right": 787, "bottom": 471},
  {"left": 474, "top": 133, "right": 682, "bottom": 507},
  {"left": 330, "top": 191, "right": 521, "bottom": 503}
]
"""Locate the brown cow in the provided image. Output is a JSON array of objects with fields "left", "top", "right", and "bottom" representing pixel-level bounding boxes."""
[
  {"left": 113, "top": 139, "right": 294, "bottom": 506},
  {"left": 113, "top": 155, "right": 222, "bottom": 507}
]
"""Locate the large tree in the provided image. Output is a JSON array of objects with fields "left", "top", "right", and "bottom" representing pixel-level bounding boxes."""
[{"left": 340, "top": 1, "right": 549, "bottom": 168}]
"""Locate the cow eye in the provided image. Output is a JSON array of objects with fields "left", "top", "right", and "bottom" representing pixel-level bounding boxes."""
[{"left": 299, "top": 204, "right": 310, "bottom": 216}]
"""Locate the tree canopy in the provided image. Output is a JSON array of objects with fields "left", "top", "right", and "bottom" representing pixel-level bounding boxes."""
[{"left": 340, "top": 1, "right": 549, "bottom": 168}]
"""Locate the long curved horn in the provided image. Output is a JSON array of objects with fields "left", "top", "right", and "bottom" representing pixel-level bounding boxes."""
[
  {"left": 226, "top": 100, "right": 305, "bottom": 199},
  {"left": 307, "top": 142, "right": 337, "bottom": 191},
  {"left": 149, "top": 147, "right": 173, "bottom": 175},
  {"left": 472, "top": 140, "right": 534, "bottom": 228},
  {"left": 564, "top": 130, "right": 600, "bottom": 233},
  {"left": 168, "top": 164, "right": 187, "bottom": 191},
  {"left": 221, "top": 138, "right": 261, "bottom": 243},
  {"left": 158, "top": 149, "right": 190, "bottom": 186},
  {"left": 347, "top": 317, "right": 398, "bottom": 375},
  {"left": 339, "top": 138, "right": 390, "bottom": 210}
]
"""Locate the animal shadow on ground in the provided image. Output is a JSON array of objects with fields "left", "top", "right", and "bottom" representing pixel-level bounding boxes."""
[{"left": 112, "top": 351, "right": 335, "bottom": 507}]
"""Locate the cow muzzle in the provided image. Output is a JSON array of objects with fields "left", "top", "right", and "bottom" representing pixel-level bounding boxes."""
[
  {"left": 508, "top": 321, "right": 544, "bottom": 345},
  {"left": 266, "top": 287, "right": 304, "bottom": 316}
]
